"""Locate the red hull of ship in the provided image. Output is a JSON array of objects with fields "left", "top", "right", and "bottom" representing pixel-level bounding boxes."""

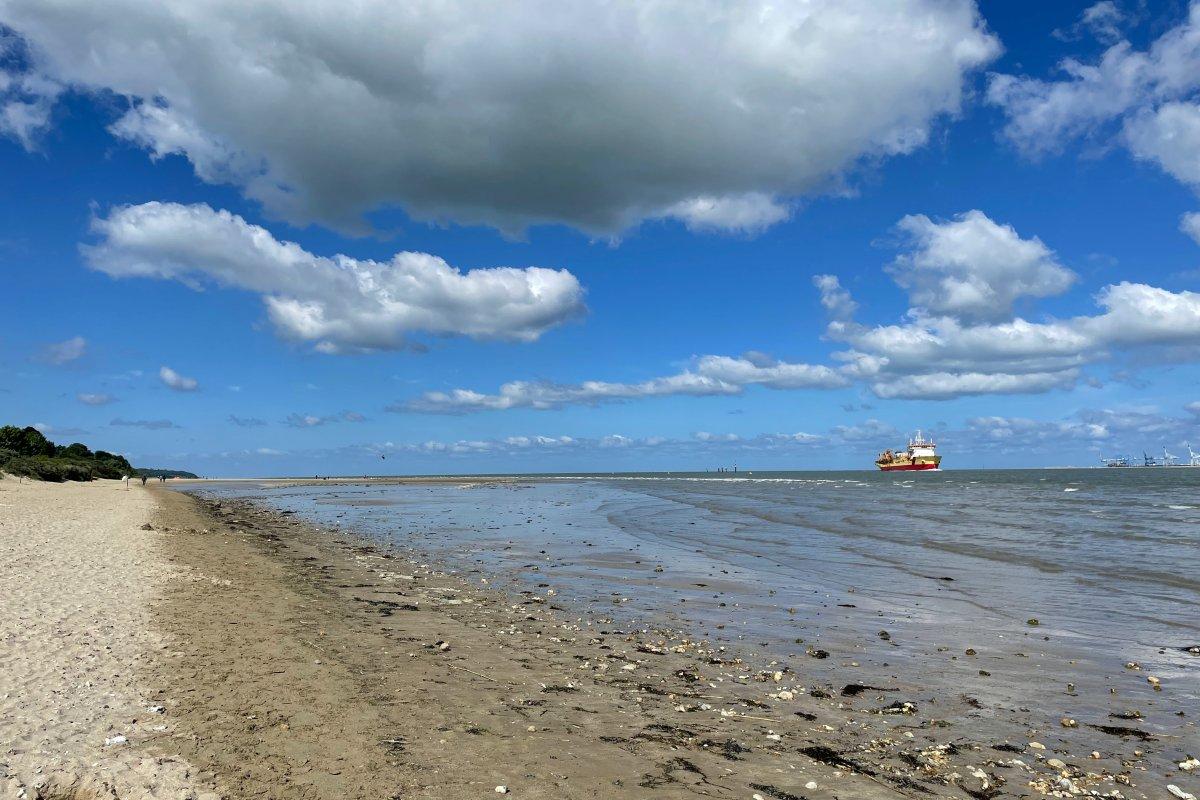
[{"left": 878, "top": 462, "right": 940, "bottom": 471}]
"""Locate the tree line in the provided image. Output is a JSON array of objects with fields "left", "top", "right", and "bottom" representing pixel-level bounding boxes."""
[{"left": 0, "top": 425, "right": 196, "bottom": 481}]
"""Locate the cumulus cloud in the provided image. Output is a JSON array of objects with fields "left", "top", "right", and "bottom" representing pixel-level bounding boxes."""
[
  {"left": 85, "top": 202, "right": 585, "bottom": 352},
  {"left": 1183, "top": 211, "right": 1200, "bottom": 244},
  {"left": 1124, "top": 101, "right": 1200, "bottom": 186},
  {"left": 399, "top": 354, "right": 846, "bottom": 413},
  {"left": 661, "top": 194, "right": 791, "bottom": 236},
  {"left": 813, "top": 275, "right": 858, "bottom": 321},
  {"left": 989, "top": 3, "right": 1200, "bottom": 190},
  {"left": 0, "top": 0, "right": 998, "bottom": 235},
  {"left": 400, "top": 209, "right": 1200, "bottom": 407},
  {"left": 76, "top": 392, "right": 114, "bottom": 406},
  {"left": 888, "top": 211, "right": 1076, "bottom": 322},
  {"left": 37, "top": 335, "right": 86, "bottom": 365},
  {"left": 159, "top": 365, "right": 198, "bottom": 392},
  {"left": 110, "top": 417, "right": 179, "bottom": 429},
  {"left": 815, "top": 210, "right": 1200, "bottom": 399},
  {"left": 826, "top": 279, "right": 1200, "bottom": 399}
]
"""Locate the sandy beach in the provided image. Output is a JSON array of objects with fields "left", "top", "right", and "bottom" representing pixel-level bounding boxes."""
[
  {"left": 2, "top": 477, "right": 1196, "bottom": 800},
  {"left": 0, "top": 477, "right": 208, "bottom": 800}
]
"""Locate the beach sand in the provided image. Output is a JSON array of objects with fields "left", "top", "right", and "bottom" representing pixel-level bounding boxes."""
[
  {"left": 1, "top": 477, "right": 1193, "bottom": 799},
  {"left": 0, "top": 477, "right": 208, "bottom": 800}
]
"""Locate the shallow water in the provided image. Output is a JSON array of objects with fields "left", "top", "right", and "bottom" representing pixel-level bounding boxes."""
[{"left": 194, "top": 468, "right": 1200, "bottom": 730}]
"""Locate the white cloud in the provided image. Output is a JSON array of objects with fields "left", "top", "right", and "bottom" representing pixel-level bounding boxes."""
[
  {"left": 38, "top": 335, "right": 86, "bottom": 365},
  {"left": 870, "top": 370, "right": 1079, "bottom": 400},
  {"left": 819, "top": 211, "right": 1200, "bottom": 399},
  {"left": 1054, "top": 2, "right": 1126, "bottom": 45},
  {"left": 0, "top": 50, "right": 60, "bottom": 150},
  {"left": 964, "top": 405, "right": 1200, "bottom": 453},
  {"left": 77, "top": 392, "right": 114, "bottom": 406},
  {"left": 284, "top": 410, "right": 366, "bottom": 427},
  {"left": 159, "top": 365, "right": 198, "bottom": 392},
  {"left": 402, "top": 208, "right": 1200, "bottom": 408},
  {"left": 989, "top": 3, "right": 1200, "bottom": 190},
  {"left": 1123, "top": 101, "right": 1200, "bottom": 186},
  {"left": 813, "top": 275, "right": 858, "bottom": 321},
  {"left": 888, "top": 211, "right": 1076, "bottom": 322},
  {"left": 1183, "top": 211, "right": 1200, "bottom": 244},
  {"left": 1, "top": 0, "right": 998, "bottom": 235},
  {"left": 367, "top": 429, "right": 833, "bottom": 458},
  {"left": 828, "top": 279, "right": 1200, "bottom": 399},
  {"left": 694, "top": 431, "right": 740, "bottom": 442},
  {"left": 661, "top": 194, "right": 790, "bottom": 235},
  {"left": 400, "top": 354, "right": 846, "bottom": 413},
  {"left": 1080, "top": 2, "right": 1125, "bottom": 43},
  {"left": 402, "top": 374, "right": 739, "bottom": 413},
  {"left": 85, "top": 202, "right": 585, "bottom": 352}
]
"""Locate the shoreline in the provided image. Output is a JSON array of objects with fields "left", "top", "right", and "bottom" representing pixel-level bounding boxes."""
[
  {"left": 149, "top": 485, "right": 1189, "bottom": 798},
  {"left": 2, "top": 477, "right": 1193, "bottom": 799}
]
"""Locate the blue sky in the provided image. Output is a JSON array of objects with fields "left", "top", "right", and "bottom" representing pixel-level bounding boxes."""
[{"left": 4, "top": 0, "right": 1200, "bottom": 475}]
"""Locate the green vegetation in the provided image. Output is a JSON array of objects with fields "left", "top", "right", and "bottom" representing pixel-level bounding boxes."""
[
  {"left": 0, "top": 425, "right": 138, "bottom": 482},
  {"left": 136, "top": 468, "right": 200, "bottom": 479}
]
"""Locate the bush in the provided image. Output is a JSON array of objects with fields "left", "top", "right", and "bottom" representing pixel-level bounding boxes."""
[{"left": 3, "top": 455, "right": 95, "bottom": 482}]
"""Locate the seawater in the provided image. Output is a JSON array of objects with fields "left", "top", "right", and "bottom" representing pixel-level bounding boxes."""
[{"left": 193, "top": 468, "right": 1200, "bottom": 725}]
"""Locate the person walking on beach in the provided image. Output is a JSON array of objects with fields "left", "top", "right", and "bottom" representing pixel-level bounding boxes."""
[{"left": 141, "top": 475, "right": 147, "bottom": 486}]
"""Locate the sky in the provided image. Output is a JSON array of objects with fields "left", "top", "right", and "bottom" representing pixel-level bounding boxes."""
[{"left": 3, "top": 0, "right": 1200, "bottom": 475}]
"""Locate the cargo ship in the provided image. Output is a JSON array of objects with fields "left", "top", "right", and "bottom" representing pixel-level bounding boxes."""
[{"left": 876, "top": 430, "right": 941, "bottom": 471}]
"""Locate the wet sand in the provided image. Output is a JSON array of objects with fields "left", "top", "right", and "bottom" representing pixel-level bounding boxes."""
[{"left": 143, "top": 485, "right": 1196, "bottom": 799}]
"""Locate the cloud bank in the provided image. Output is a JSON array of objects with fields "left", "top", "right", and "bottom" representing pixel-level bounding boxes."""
[
  {"left": 400, "top": 354, "right": 847, "bottom": 413},
  {"left": 1, "top": 0, "right": 998, "bottom": 235},
  {"left": 404, "top": 209, "right": 1200, "bottom": 409},
  {"left": 85, "top": 202, "right": 585, "bottom": 352}
]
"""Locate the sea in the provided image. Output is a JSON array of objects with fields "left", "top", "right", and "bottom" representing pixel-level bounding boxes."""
[{"left": 191, "top": 468, "right": 1200, "bottom": 727}]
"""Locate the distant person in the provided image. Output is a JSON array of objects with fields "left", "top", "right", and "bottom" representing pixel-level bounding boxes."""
[{"left": 141, "top": 475, "right": 147, "bottom": 486}]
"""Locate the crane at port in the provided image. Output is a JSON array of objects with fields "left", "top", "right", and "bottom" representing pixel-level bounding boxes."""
[
  {"left": 1188, "top": 443, "right": 1200, "bottom": 467},
  {"left": 1162, "top": 446, "right": 1178, "bottom": 467},
  {"left": 1143, "top": 451, "right": 1159, "bottom": 467}
]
